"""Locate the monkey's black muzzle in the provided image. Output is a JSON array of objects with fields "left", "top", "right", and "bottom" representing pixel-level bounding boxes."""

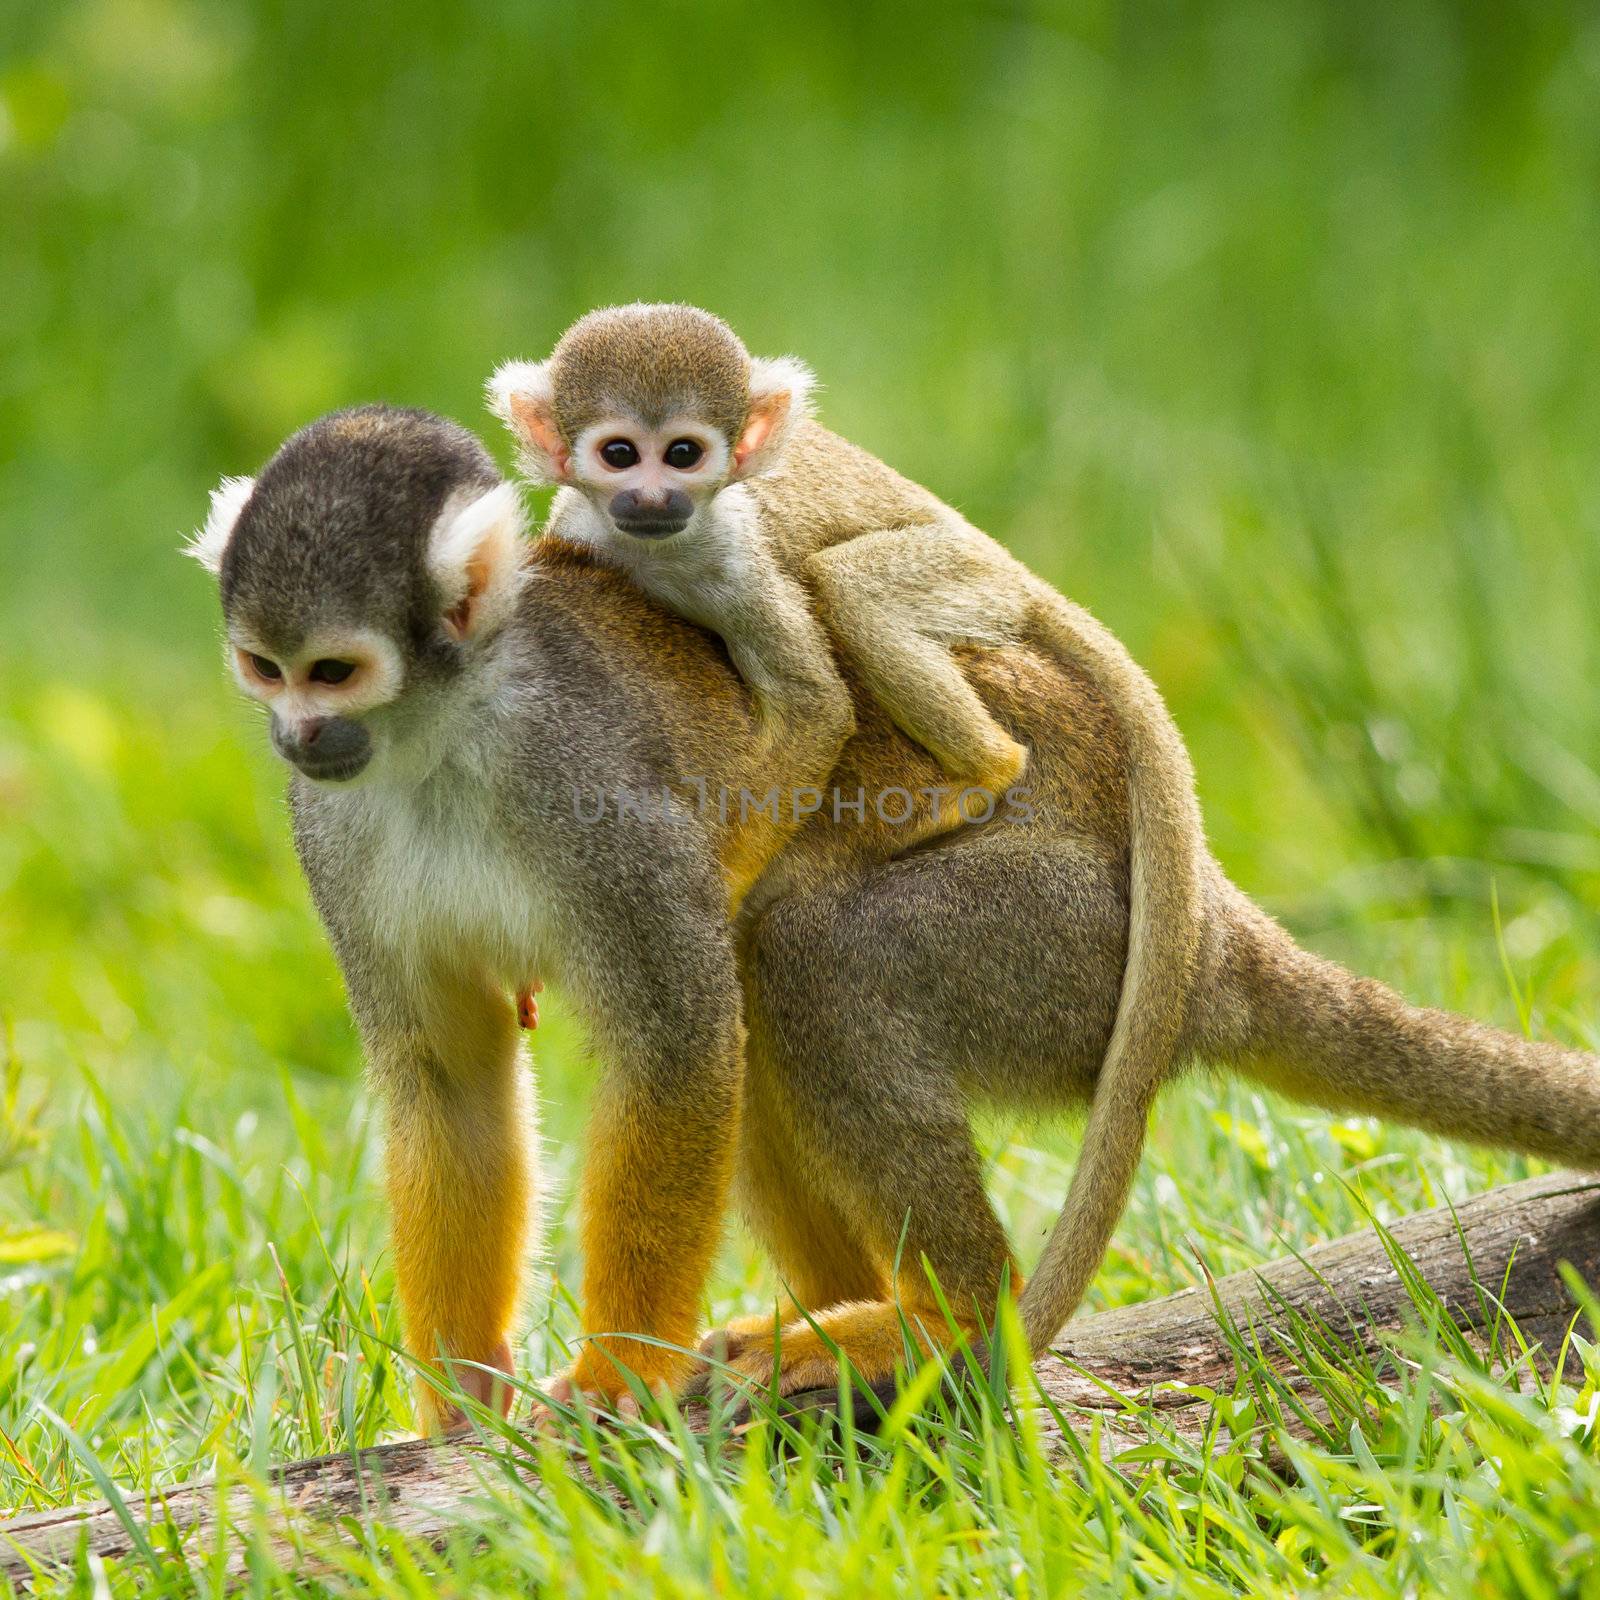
[
  {"left": 609, "top": 488, "right": 694, "bottom": 538},
  {"left": 271, "top": 714, "right": 372, "bottom": 783}
]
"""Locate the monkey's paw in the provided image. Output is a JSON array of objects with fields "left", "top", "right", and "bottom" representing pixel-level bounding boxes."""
[
  {"left": 692, "top": 1307, "right": 798, "bottom": 1367},
  {"left": 532, "top": 1366, "right": 646, "bottom": 1426},
  {"left": 689, "top": 1300, "right": 978, "bottom": 1413},
  {"left": 928, "top": 740, "right": 1031, "bottom": 830},
  {"left": 421, "top": 1338, "right": 515, "bottom": 1435},
  {"left": 530, "top": 1346, "right": 688, "bottom": 1427},
  {"left": 967, "top": 738, "right": 1030, "bottom": 807}
]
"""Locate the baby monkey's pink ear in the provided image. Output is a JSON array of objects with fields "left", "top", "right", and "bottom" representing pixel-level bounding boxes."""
[
  {"left": 487, "top": 360, "right": 572, "bottom": 484},
  {"left": 732, "top": 355, "right": 817, "bottom": 479},
  {"left": 426, "top": 481, "right": 527, "bottom": 642}
]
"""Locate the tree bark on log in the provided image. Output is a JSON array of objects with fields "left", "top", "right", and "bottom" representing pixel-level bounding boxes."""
[{"left": 4, "top": 1171, "right": 1597, "bottom": 1582}]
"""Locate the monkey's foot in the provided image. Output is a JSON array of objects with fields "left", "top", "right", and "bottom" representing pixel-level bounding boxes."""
[
  {"left": 958, "top": 739, "right": 1031, "bottom": 818},
  {"left": 694, "top": 1299, "right": 978, "bottom": 1402},
  {"left": 533, "top": 1365, "right": 638, "bottom": 1424},
  {"left": 690, "top": 1305, "right": 804, "bottom": 1371},
  {"left": 925, "top": 740, "right": 1031, "bottom": 830},
  {"left": 516, "top": 979, "right": 544, "bottom": 1030},
  {"left": 422, "top": 1337, "right": 515, "bottom": 1435},
  {"left": 531, "top": 1345, "right": 690, "bottom": 1426}
]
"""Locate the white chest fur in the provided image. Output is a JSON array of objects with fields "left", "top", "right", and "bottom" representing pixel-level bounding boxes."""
[
  {"left": 352, "top": 772, "right": 552, "bottom": 986},
  {"left": 551, "top": 484, "right": 761, "bottom": 631}
]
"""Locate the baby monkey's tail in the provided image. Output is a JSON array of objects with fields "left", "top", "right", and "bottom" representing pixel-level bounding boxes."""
[
  {"left": 1015, "top": 588, "right": 1209, "bottom": 1355},
  {"left": 1213, "top": 883, "right": 1600, "bottom": 1168}
]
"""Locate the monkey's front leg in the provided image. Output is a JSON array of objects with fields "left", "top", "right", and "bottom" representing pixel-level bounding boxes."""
[
  {"left": 364, "top": 969, "right": 536, "bottom": 1432},
  {"left": 546, "top": 1045, "right": 741, "bottom": 1413},
  {"left": 711, "top": 559, "right": 857, "bottom": 906},
  {"left": 538, "top": 890, "right": 745, "bottom": 1414}
]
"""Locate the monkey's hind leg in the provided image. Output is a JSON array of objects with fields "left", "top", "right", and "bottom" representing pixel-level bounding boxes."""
[
  {"left": 715, "top": 876, "right": 1022, "bottom": 1401},
  {"left": 688, "top": 1004, "right": 891, "bottom": 1387},
  {"left": 805, "top": 521, "right": 1030, "bottom": 820},
  {"left": 712, "top": 1092, "right": 1017, "bottom": 1401}
]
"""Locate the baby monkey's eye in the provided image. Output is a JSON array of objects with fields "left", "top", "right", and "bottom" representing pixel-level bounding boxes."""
[
  {"left": 664, "top": 439, "right": 704, "bottom": 470},
  {"left": 248, "top": 654, "right": 282, "bottom": 681},
  {"left": 600, "top": 439, "right": 640, "bottom": 470},
  {"left": 309, "top": 659, "right": 356, "bottom": 685}
]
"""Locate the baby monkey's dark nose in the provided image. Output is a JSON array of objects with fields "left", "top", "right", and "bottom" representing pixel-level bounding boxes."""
[{"left": 610, "top": 488, "right": 693, "bottom": 537}]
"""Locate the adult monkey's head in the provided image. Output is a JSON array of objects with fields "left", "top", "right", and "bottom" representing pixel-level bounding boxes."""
[{"left": 185, "top": 406, "right": 528, "bottom": 787}]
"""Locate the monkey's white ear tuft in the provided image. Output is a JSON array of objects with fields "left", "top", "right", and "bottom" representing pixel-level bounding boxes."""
[
  {"left": 427, "top": 480, "right": 528, "bottom": 642},
  {"left": 733, "top": 356, "right": 818, "bottom": 479},
  {"left": 487, "top": 359, "right": 571, "bottom": 484},
  {"left": 184, "top": 475, "right": 256, "bottom": 573},
  {"left": 749, "top": 355, "right": 818, "bottom": 418}
]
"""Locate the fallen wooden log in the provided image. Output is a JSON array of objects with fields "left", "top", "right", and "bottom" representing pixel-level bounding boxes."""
[
  {"left": 4, "top": 1170, "right": 1597, "bottom": 1581},
  {"left": 1041, "top": 1169, "right": 1600, "bottom": 1423}
]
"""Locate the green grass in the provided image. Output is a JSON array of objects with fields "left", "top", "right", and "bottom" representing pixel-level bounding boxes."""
[
  {"left": 6, "top": 0, "right": 1600, "bottom": 1592},
  {"left": 0, "top": 675, "right": 1592, "bottom": 1596}
]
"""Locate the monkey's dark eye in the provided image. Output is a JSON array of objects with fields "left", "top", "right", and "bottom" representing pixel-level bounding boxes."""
[
  {"left": 664, "top": 439, "right": 704, "bottom": 470},
  {"left": 248, "top": 654, "right": 282, "bottom": 681},
  {"left": 309, "top": 659, "right": 356, "bottom": 685},
  {"left": 600, "top": 439, "right": 640, "bottom": 470}
]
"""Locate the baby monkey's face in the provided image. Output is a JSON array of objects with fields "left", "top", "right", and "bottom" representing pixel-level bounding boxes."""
[{"left": 569, "top": 415, "right": 734, "bottom": 539}]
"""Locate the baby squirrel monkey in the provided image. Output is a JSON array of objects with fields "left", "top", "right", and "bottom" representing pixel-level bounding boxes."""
[{"left": 491, "top": 304, "right": 1207, "bottom": 1351}]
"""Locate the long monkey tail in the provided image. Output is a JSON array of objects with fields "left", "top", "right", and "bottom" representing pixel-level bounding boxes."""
[
  {"left": 1014, "top": 585, "right": 1208, "bottom": 1354},
  {"left": 1210, "top": 881, "right": 1600, "bottom": 1166}
]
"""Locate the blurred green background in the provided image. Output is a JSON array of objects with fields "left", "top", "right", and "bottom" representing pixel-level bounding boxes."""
[{"left": 3, "top": 0, "right": 1600, "bottom": 1469}]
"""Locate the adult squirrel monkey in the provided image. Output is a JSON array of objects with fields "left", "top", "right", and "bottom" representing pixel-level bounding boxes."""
[{"left": 190, "top": 403, "right": 1600, "bottom": 1426}]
